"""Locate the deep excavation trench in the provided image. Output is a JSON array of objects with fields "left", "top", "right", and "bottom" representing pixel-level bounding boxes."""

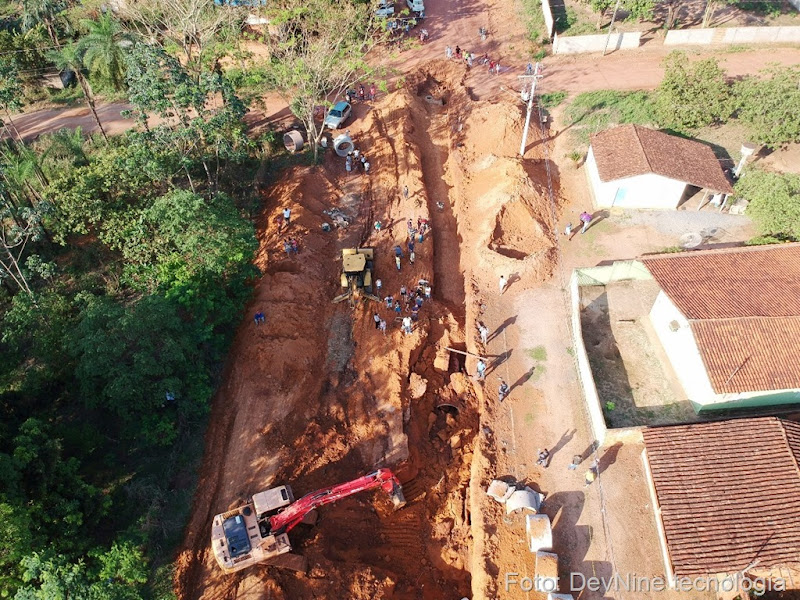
[{"left": 175, "top": 62, "right": 490, "bottom": 600}]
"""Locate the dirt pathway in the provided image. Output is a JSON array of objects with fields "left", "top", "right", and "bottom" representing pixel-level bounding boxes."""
[{"left": 539, "top": 45, "right": 800, "bottom": 93}]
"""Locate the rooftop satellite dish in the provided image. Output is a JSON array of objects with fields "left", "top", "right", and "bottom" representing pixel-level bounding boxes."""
[{"left": 680, "top": 232, "right": 703, "bottom": 249}]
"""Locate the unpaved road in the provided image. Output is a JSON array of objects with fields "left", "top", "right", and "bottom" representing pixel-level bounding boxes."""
[{"left": 10, "top": 44, "right": 800, "bottom": 140}]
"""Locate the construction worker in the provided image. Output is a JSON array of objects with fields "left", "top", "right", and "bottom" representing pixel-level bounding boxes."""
[
  {"left": 478, "top": 322, "right": 489, "bottom": 345},
  {"left": 476, "top": 359, "right": 486, "bottom": 381},
  {"left": 498, "top": 378, "right": 509, "bottom": 402}
]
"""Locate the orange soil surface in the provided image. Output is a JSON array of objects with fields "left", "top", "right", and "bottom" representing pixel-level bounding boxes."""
[{"left": 173, "top": 57, "right": 559, "bottom": 599}]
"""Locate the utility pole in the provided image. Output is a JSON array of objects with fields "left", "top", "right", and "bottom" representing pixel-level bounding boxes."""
[
  {"left": 602, "top": 0, "right": 623, "bottom": 56},
  {"left": 518, "top": 62, "right": 543, "bottom": 157}
]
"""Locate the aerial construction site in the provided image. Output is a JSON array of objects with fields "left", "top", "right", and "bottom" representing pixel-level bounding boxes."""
[{"left": 173, "top": 51, "right": 563, "bottom": 600}]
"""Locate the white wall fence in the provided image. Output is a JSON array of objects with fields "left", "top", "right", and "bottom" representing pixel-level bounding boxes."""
[
  {"left": 665, "top": 25, "right": 800, "bottom": 45},
  {"left": 541, "top": 0, "right": 555, "bottom": 38},
  {"left": 553, "top": 31, "right": 642, "bottom": 54},
  {"left": 541, "top": 0, "right": 800, "bottom": 57},
  {"left": 569, "top": 262, "right": 653, "bottom": 446}
]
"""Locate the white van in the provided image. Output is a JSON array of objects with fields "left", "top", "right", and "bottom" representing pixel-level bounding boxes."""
[{"left": 405, "top": 0, "right": 424, "bottom": 15}]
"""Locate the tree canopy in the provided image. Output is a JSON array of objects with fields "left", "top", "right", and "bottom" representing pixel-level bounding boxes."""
[
  {"left": 654, "top": 51, "right": 733, "bottom": 132},
  {"left": 735, "top": 65, "right": 800, "bottom": 149},
  {"left": 736, "top": 168, "right": 800, "bottom": 241}
]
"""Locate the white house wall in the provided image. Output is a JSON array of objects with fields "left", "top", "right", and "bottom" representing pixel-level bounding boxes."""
[
  {"left": 649, "top": 291, "right": 717, "bottom": 403},
  {"left": 649, "top": 291, "right": 800, "bottom": 411},
  {"left": 585, "top": 146, "right": 688, "bottom": 209}
]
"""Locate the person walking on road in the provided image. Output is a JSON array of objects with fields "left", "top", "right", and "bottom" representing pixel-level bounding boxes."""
[
  {"left": 580, "top": 211, "right": 593, "bottom": 234},
  {"left": 478, "top": 322, "right": 489, "bottom": 345},
  {"left": 537, "top": 448, "right": 550, "bottom": 467},
  {"left": 374, "top": 312, "right": 381, "bottom": 329},
  {"left": 498, "top": 378, "right": 509, "bottom": 402},
  {"left": 499, "top": 275, "right": 508, "bottom": 294},
  {"left": 283, "top": 207, "right": 291, "bottom": 228},
  {"left": 585, "top": 467, "right": 596, "bottom": 487},
  {"left": 476, "top": 359, "right": 486, "bottom": 381}
]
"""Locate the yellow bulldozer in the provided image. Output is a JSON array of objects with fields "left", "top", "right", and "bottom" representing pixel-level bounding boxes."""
[{"left": 334, "top": 248, "right": 381, "bottom": 305}]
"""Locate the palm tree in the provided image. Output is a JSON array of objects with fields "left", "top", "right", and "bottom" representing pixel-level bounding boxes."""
[
  {"left": 43, "top": 127, "right": 89, "bottom": 169},
  {"left": 78, "top": 14, "right": 133, "bottom": 91},
  {"left": 20, "top": 0, "right": 67, "bottom": 46},
  {"left": 49, "top": 44, "right": 109, "bottom": 143}
]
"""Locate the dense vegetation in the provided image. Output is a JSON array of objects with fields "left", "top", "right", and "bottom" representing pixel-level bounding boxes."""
[
  {"left": 736, "top": 169, "right": 800, "bottom": 242},
  {"left": 566, "top": 52, "right": 800, "bottom": 151},
  {"left": 0, "top": 0, "right": 378, "bottom": 598}
]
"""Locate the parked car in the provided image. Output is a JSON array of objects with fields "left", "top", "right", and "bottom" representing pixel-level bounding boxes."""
[
  {"left": 406, "top": 0, "right": 424, "bottom": 15},
  {"left": 375, "top": 0, "right": 395, "bottom": 16},
  {"left": 324, "top": 101, "right": 352, "bottom": 129}
]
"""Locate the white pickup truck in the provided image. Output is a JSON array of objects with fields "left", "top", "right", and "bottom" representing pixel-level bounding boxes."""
[{"left": 405, "top": 0, "right": 424, "bottom": 15}]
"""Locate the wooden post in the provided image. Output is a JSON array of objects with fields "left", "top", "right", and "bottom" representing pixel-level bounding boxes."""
[{"left": 445, "top": 346, "right": 486, "bottom": 360}]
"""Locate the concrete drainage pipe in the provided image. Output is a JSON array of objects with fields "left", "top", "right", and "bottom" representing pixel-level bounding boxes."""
[
  {"left": 283, "top": 130, "right": 305, "bottom": 153},
  {"left": 333, "top": 133, "right": 354, "bottom": 157}
]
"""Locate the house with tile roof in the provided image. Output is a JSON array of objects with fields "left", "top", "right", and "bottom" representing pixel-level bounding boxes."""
[
  {"left": 585, "top": 124, "right": 733, "bottom": 210},
  {"left": 643, "top": 243, "right": 800, "bottom": 412},
  {"left": 642, "top": 417, "right": 800, "bottom": 587}
]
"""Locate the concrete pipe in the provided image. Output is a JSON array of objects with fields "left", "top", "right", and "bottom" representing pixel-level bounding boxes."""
[
  {"left": 283, "top": 130, "right": 305, "bottom": 153},
  {"left": 333, "top": 133, "right": 354, "bottom": 157}
]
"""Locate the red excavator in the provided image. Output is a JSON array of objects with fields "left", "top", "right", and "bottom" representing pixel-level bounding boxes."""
[{"left": 211, "top": 468, "right": 406, "bottom": 573}]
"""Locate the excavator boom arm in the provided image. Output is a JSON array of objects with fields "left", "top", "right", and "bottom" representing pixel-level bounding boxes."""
[{"left": 269, "top": 469, "right": 405, "bottom": 534}]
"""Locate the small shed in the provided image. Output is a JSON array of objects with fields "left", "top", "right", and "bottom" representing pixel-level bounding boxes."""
[{"left": 585, "top": 124, "right": 733, "bottom": 210}]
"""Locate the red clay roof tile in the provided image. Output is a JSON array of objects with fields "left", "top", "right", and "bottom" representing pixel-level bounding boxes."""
[
  {"left": 590, "top": 124, "right": 734, "bottom": 193},
  {"left": 644, "top": 417, "right": 800, "bottom": 577},
  {"left": 643, "top": 244, "right": 800, "bottom": 394}
]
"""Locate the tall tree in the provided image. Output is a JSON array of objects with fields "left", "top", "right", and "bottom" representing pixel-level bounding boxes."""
[
  {"left": 654, "top": 51, "right": 732, "bottom": 131},
  {"left": 0, "top": 58, "right": 24, "bottom": 142},
  {"left": 77, "top": 13, "right": 133, "bottom": 91},
  {"left": 0, "top": 203, "right": 45, "bottom": 295},
  {"left": 736, "top": 168, "right": 800, "bottom": 241},
  {"left": 49, "top": 44, "right": 108, "bottom": 143},
  {"left": 124, "top": 43, "right": 249, "bottom": 192},
  {"left": 20, "top": 0, "right": 68, "bottom": 46},
  {"left": 118, "top": 0, "right": 245, "bottom": 73},
  {"left": 735, "top": 65, "right": 800, "bottom": 149},
  {"left": 264, "top": 0, "right": 384, "bottom": 161},
  {"left": 702, "top": 0, "right": 737, "bottom": 27}
]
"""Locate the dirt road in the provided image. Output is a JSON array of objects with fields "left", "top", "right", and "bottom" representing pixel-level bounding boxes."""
[{"left": 10, "top": 41, "right": 800, "bottom": 141}]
